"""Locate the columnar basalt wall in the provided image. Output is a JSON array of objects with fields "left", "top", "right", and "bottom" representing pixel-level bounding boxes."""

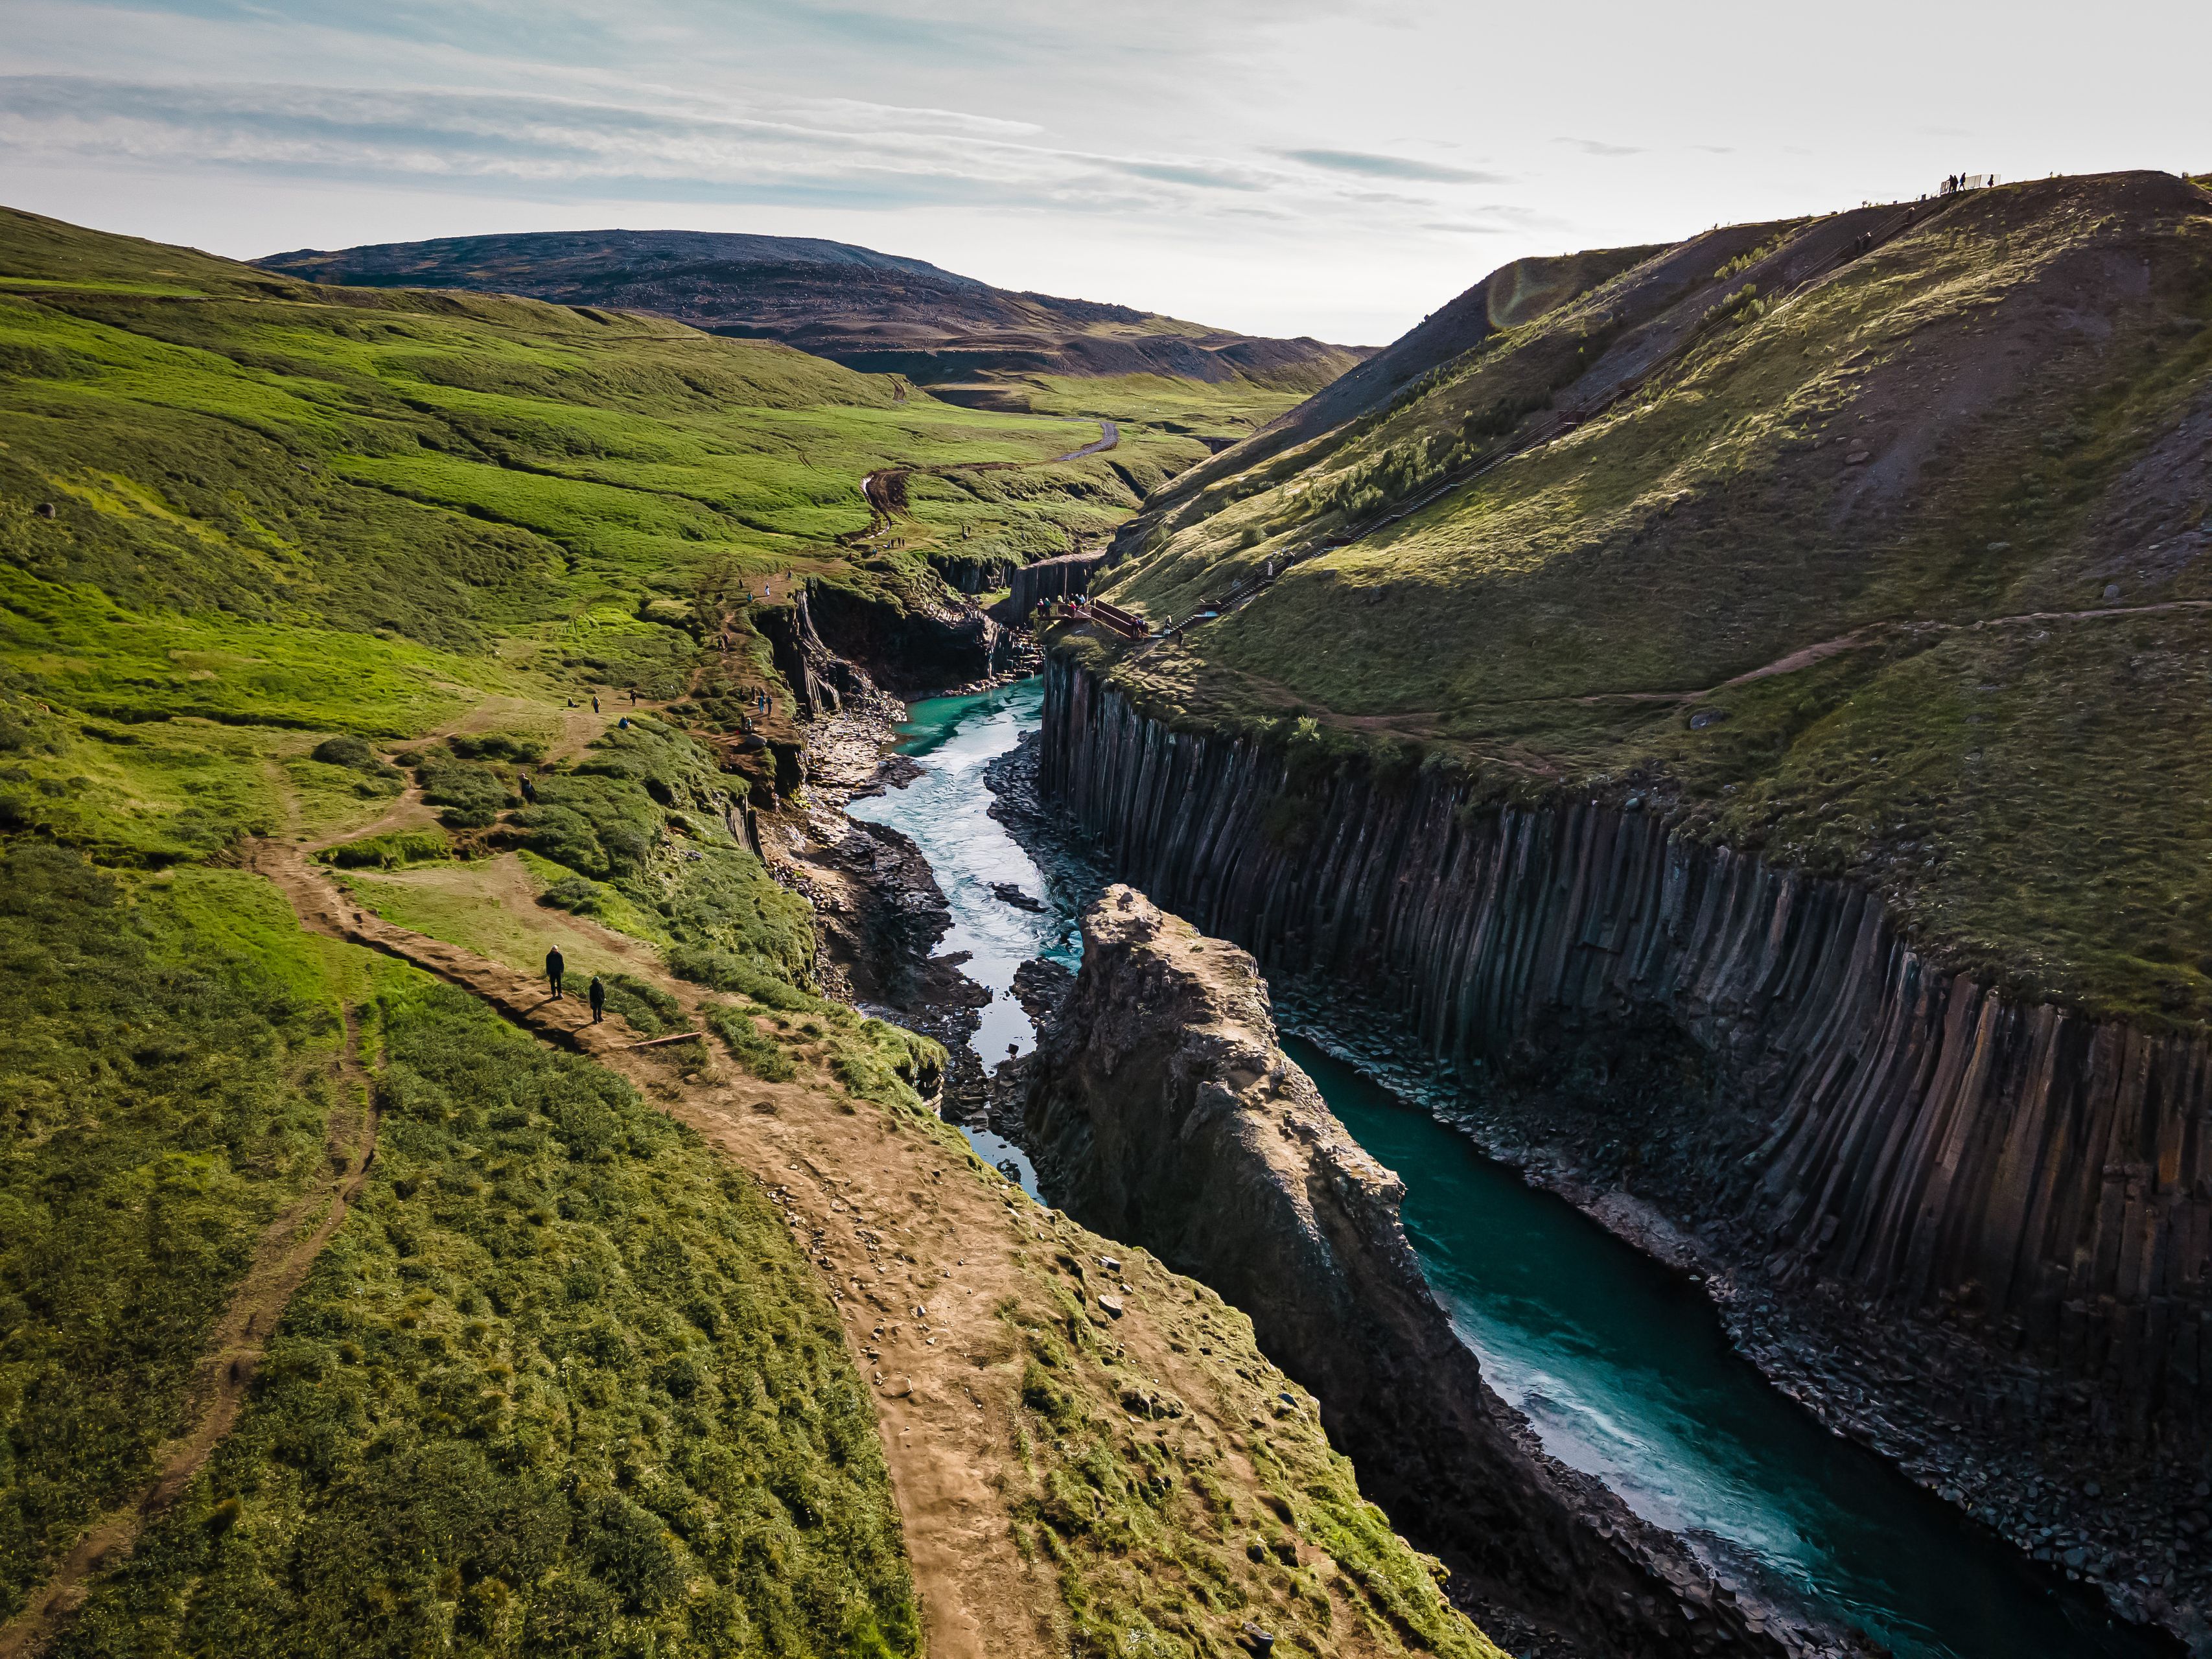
[
  {"left": 1007, "top": 550, "right": 1108, "bottom": 617},
  {"left": 1039, "top": 655, "right": 2212, "bottom": 1430},
  {"left": 1026, "top": 887, "right": 1822, "bottom": 1658}
]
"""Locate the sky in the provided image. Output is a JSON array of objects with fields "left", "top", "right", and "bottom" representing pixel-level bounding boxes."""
[{"left": 3, "top": 0, "right": 2207, "bottom": 345}]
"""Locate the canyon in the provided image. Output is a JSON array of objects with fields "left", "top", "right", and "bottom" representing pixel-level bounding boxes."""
[
  {"left": 1027, "top": 650, "right": 2212, "bottom": 1645},
  {"left": 1020, "top": 883, "right": 1852, "bottom": 1658}
]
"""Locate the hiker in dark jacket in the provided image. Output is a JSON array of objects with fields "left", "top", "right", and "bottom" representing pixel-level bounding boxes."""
[
  {"left": 546, "top": 946, "right": 565, "bottom": 999},
  {"left": 519, "top": 774, "right": 537, "bottom": 804},
  {"left": 588, "top": 977, "right": 605, "bottom": 1023}
]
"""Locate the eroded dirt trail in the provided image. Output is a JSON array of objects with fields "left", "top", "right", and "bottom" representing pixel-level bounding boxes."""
[
  {"left": 242, "top": 840, "right": 1425, "bottom": 1659},
  {"left": 0, "top": 1003, "right": 381, "bottom": 1659}
]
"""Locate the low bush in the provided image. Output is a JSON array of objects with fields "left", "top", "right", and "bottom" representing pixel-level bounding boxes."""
[
  {"left": 317, "top": 828, "right": 452, "bottom": 870},
  {"left": 446, "top": 732, "right": 546, "bottom": 764},
  {"left": 602, "top": 973, "right": 683, "bottom": 1038},
  {"left": 668, "top": 946, "right": 817, "bottom": 1012},
  {"left": 704, "top": 1003, "right": 796, "bottom": 1082},
  {"left": 416, "top": 749, "right": 517, "bottom": 831}
]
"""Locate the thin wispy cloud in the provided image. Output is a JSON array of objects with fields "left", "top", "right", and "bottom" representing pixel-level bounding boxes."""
[
  {"left": 0, "top": 74, "right": 1406, "bottom": 226},
  {"left": 1557, "top": 137, "right": 1644, "bottom": 157},
  {"left": 1279, "top": 148, "right": 1506, "bottom": 184}
]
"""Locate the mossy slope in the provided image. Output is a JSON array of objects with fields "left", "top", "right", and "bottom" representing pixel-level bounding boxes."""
[{"left": 1099, "top": 170, "right": 2212, "bottom": 1026}]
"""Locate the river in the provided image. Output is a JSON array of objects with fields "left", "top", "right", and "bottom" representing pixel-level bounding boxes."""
[{"left": 849, "top": 677, "right": 2165, "bottom": 1659}]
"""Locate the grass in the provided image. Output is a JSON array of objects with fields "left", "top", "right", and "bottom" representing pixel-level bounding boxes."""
[
  {"left": 51, "top": 971, "right": 920, "bottom": 1659},
  {"left": 0, "top": 204, "right": 1514, "bottom": 1656},
  {"left": 0, "top": 848, "right": 349, "bottom": 1618},
  {"left": 1098, "top": 170, "right": 2212, "bottom": 1026},
  {"left": 992, "top": 1233, "right": 1500, "bottom": 1659}
]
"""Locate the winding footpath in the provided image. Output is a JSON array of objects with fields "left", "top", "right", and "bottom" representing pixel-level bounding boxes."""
[{"left": 181, "top": 841, "right": 1415, "bottom": 1659}]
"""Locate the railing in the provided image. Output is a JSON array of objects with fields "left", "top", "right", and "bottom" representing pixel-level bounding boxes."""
[{"left": 1078, "top": 598, "right": 1149, "bottom": 641}]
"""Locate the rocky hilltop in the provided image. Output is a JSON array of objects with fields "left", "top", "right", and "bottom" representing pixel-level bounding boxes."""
[
  {"left": 253, "top": 228, "right": 1369, "bottom": 391},
  {"left": 1025, "top": 885, "right": 1861, "bottom": 1658}
]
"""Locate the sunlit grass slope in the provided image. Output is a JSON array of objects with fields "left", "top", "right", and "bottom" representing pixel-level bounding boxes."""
[
  {"left": 0, "top": 207, "right": 1517, "bottom": 1657},
  {"left": 1094, "top": 170, "right": 2212, "bottom": 1026}
]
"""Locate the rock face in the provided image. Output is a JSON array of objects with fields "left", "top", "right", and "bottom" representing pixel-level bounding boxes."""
[
  {"left": 806, "top": 579, "right": 1008, "bottom": 695},
  {"left": 1025, "top": 886, "right": 1841, "bottom": 1658},
  {"left": 1007, "top": 551, "right": 1110, "bottom": 618},
  {"left": 1038, "top": 658, "right": 2212, "bottom": 1443}
]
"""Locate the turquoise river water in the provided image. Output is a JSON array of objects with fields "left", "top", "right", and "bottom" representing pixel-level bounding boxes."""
[{"left": 850, "top": 679, "right": 2165, "bottom": 1659}]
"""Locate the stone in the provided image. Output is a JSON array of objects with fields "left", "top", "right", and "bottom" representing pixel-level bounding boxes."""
[
  {"left": 1024, "top": 885, "right": 1813, "bottom": 1656},
  {"left": 2104, "top": 584, "right": 2123, "bottom": 601},
  {"left": 1097, "top": 1294, "right": 1124, "bottom": 1317}
]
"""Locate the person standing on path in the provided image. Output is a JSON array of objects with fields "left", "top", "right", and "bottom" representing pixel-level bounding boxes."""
[
  {"left": 588, "top": 976, "right": 605, "bottom": 1024},
  {"left": 546, "top": 946, "right": 565, "bottom": 999},
  {"left": 591, "top": 694, "right": 600, "bottom": 714}
]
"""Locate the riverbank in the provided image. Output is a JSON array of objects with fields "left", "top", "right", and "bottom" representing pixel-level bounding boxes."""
[
  {"left": 951, "top": 693, "right": 2179, "bottom": 1658},
  {"left": 1029, "top": 648, "right": 2211, "bottom": 1653}
]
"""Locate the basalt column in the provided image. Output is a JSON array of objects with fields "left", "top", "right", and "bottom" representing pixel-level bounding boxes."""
[
  {"left": 1027, "top": 887, "right": 1822, "bottom": 1658},
  {"left": 1038, "top": 654, "right": 2212, "bottom": 1430}
]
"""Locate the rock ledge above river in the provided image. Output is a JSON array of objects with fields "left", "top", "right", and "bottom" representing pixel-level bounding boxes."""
[{"left": 1024, "top": 885, "right": 1865, "bottom": 1659}]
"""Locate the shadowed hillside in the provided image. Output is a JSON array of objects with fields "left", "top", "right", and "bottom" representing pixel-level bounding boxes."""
[{"left": 255, "top": 228, "right": 1371, "bottom": 397}]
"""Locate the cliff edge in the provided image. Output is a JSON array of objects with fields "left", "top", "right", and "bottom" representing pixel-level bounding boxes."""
[{"left": 1025, "top": 885, "right": 1856, "bottom": 1658}]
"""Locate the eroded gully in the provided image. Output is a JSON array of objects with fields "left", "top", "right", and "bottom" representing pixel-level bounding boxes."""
[{"left": 846, "top": 675, "right": 2168, "bottom": 1659}]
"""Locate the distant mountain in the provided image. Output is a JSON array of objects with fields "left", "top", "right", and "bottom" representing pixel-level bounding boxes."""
[{"left": 254, "top": 229, "right": 1371, "bottom": 392}]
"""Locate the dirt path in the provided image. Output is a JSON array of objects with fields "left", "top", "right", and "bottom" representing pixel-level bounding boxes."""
[
  {"left": 1138, "top": 596, "right": 2212, "bottom": 759},
  {"left": 852, "top": 419, "right": 1119, "bottom": 544},
  {"left": 237, "top": 840, "right": 1415, "bottom": 1659},
  {"left": 0, "top": 1006, "right": 381, "bottom": 1659}
]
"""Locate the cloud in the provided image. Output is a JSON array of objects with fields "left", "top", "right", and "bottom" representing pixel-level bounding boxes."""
[
  {"left": 1277, "top": 147, "right": 1506, "bottom": 184},
  {"left": 1111, "top": 160, "right": 1264, "bottom": 192},
  {"left": 1555, "top": 137, "right": 1643, "bottom": 157},
  {"left": 0, "top": 74, "right": 1294, "bottom": 218},
  {"left": 795, "top": 97, "right": 1045, "bottom": 138}
]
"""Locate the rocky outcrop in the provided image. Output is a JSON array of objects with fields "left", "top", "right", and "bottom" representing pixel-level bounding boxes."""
[
  {"left": 1038, "top": 658, "right": 2212, "bottom": 1442},
  {"left": 806, "top": 577, "right": 1008, "bottom": 694},
  {"left": 1007, "top": 551, "right": 1109, "bottom": 618},
  {"left": 1025, "top": 886, "right": 1850, "bottom": 1657},
  {"left": 754, "top": 590, "right": 865, "bottom": 723}
]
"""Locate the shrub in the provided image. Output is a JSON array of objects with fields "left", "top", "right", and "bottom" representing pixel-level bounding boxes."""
[
  {"left": 309, "top": 734, "right": 377, "bottom": 769},
  {"left": 415, "top": 749, "right": 515, "bottom": 830},
  {"left": 704, "top": 1003, "right": 796, "bottom": 1080},
  {"left": 602, "top": 973, "right": 682, "bottom": 1037},
  {"left": 317, "top": 828, "right": 452, "bottom": 870},
  {"left": 446, "top": 732, "right": 546, "bottom": 763},
  {"left": 669, "top": 946, "right": 817, "bottom": 1010}
]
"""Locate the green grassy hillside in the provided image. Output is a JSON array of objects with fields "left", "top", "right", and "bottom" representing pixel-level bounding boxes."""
[
  {"left": 251, "top": 226, "right": 1371, "bottom": 396},
  {"left": 0, "top": 207, "right": 1501, "bottom": 1656},
  {"left": 0, "top": 204, "right": 1219, "bottom": 857},
  {"left": 1090, "top": 170, "right": 2212, "bottom": 1028}
]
